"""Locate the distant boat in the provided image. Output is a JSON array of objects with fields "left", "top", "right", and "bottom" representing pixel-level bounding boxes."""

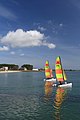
[
  {"left": 44, "top": 60, "right": 56, "bottom": 82},
  {"left": 53, "top": 56, "right": 72, "bottom": 87}
]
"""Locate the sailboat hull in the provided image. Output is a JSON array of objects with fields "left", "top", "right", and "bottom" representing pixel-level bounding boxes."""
[
  {"left": 44, "top": 78, "right": 56, "bottom": 82},
  {"left": 58, "top": 83, "right": 72, "bottom": 88}
]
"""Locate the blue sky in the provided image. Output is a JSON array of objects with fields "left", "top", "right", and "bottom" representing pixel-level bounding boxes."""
[{"left": 0, "top": 0, "right": 80, "bottom": 69}]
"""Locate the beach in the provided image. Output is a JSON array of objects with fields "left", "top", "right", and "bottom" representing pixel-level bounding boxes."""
[{"left": 0, "top": 70, "right": 21, "bottom": 73}]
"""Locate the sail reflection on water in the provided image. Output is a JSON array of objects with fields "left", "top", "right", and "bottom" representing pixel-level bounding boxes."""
[
  {"left": 44, "top": 81, "right": 53, "bottom": 101},
  {"left": 53, "top": 87, "right": 67, "bottom": 120}
]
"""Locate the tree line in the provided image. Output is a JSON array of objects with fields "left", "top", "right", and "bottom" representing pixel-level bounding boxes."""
[{"left": 0, "top": 64, "right": 33, "bottom": 70}]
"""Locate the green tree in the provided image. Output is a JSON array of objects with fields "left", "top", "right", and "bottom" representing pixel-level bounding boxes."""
[{"left": 0, "top": 64, "right": 19, "bottom": 70}]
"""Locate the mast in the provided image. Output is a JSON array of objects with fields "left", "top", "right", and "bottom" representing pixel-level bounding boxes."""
[
  {"left": 45, "top": 60, "right": 51, "bottom": 79},
  {"left": 55, "top": 56, "right": 64, "bottom": 82}
]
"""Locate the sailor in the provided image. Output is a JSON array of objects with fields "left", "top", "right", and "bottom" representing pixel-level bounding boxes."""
[{"left": 59, "top": 81, "right": 62, "bottom": 85}]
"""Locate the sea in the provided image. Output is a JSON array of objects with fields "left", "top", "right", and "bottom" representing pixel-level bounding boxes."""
[{"left": 0, "top": 71, "right": 80, "bottom": 120}]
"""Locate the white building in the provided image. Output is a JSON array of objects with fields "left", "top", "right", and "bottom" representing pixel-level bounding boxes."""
[
  {"left": 32, "top": 68, "right": 39, "bottom": 71},
  {"left": 0, "top": 67, "right": 8, "bottom": 71},
  {"left": 4, "top": 67, "right": 8, "bottom": 71}
]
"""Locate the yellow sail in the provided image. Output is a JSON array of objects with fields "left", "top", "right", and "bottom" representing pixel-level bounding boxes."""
[
  {"left": 55, "top": 56, "right": 67, "bottom": 83},
  {"left": 63, "top": 70, "right": 67, "bottom": 81},
  {"left": 55, "top": 56, "right": 64, "bottom": 82},
  {"left": 45, "top": 60, "right": 53, "bottom": 79}
]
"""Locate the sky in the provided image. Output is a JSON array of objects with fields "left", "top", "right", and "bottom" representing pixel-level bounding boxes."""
[{"left": 0, "top": 0, "right": 80, "bottom": 69}]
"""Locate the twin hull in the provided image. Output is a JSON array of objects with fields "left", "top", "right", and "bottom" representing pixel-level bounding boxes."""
[{"left": 44, "top": 78, "right": 56, "bottom": 83}]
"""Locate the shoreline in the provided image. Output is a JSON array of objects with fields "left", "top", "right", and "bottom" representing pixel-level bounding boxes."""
[
  {"left": 0, "top": 70, "right": 21, "bottom": 73},
  {"left": 0, "top": 70, "right": 43, "bottom": 73}
]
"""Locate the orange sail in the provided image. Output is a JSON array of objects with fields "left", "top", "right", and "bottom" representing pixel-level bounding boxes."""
[
  {"left": 45, "top": 60, "right": 53, "bottom": 79},
  {"left": 55, "top": 56, "right": 64, "bottom": 82}
]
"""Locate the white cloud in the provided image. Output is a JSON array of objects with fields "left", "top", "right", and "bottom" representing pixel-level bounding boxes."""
[
  {"left": 42, "top": 42, "right": 56, "bottom": 49},
  {"left": 0, "top": 46, "right": 9, "bottom": 51},
  {"left": 10, "top": 51, "right": 15, "bottom": 55},
  {"left": 47, "top": 43, "right": 56, "bottom": 49},
  {"left": 59, "top": 23, "right": 63, "bottom": 27},
  {"left": 1, "top": 29, "right": 56, "bottom": 49},
  {"left": 38, "top": 26, "right": 46, "bottom": 31},
  {"left": 20, "top": 53, "right": 24, "bottom": 56}
]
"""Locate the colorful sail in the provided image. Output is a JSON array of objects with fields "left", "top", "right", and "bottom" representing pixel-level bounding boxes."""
[
  {"left": 55, "top": 56, "right": 64, "bottom": 82},
  {"left": 45, "top": 60, "right": 52, "bottom": 79}
]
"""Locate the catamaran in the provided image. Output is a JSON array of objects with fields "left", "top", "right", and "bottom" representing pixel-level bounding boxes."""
[
  {"left": 44, "top": 60, "right": 56, "bottom": 82},
  {"left": 53, "top": 56, "right": 72, "bottom": 87}
]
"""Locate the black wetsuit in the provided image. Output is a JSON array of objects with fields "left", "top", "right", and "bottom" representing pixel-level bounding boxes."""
[{"left": 59, "top": 81, "right": 62, "bottom": 85}]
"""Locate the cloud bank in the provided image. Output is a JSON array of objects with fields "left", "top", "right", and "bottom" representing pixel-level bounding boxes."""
[{"left": 1, "top": 29, "right": 56, "bottom": 49}]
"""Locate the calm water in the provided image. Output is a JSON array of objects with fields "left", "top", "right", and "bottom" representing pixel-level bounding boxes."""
[{"left": 0, "top": 71, "right": 80, "bottom": 120}]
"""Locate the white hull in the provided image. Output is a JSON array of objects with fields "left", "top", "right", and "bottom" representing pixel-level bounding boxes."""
[
  {"left": 58, "top": 83, "right": 72, "bottom": 88},
  {"left": 52, "top": 83, "right": 72, "bottom": 87},
  {"left": 44, "top": 78, "right": 56, "bottom": 82}
]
